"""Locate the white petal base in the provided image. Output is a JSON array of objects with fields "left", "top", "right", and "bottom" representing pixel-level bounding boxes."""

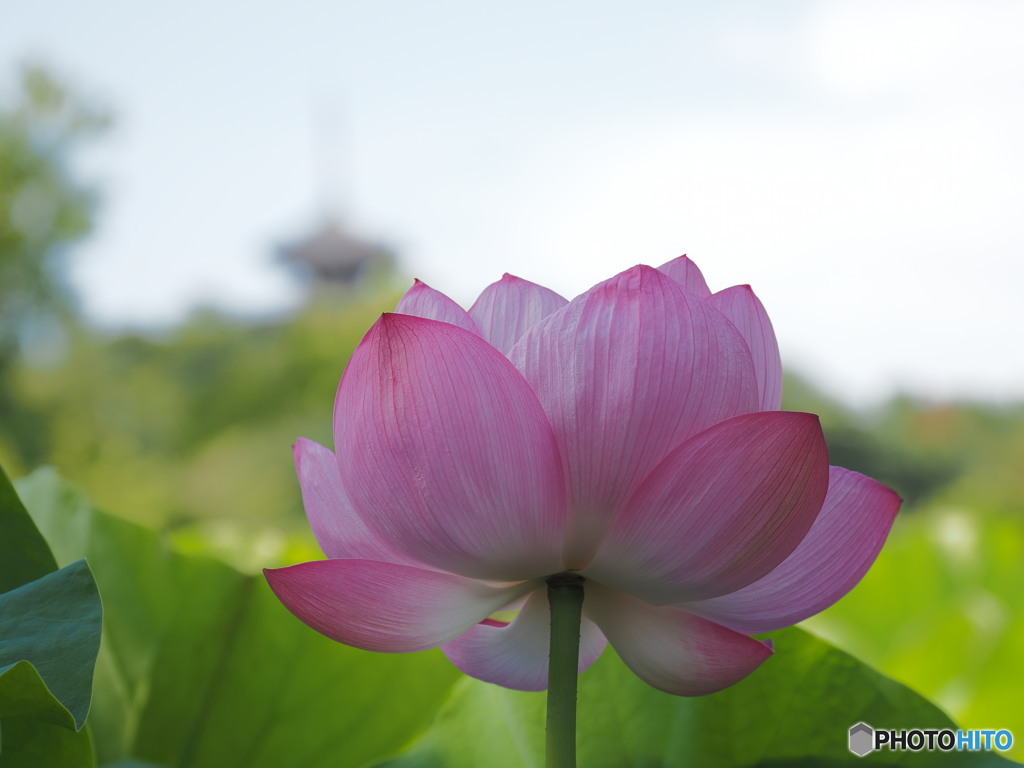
[
  {"left": 442, "top": 588, "right": 606, "bottom": 691},
  {"left": 584, "top": 583, "right": 772, "bottom": 696}
]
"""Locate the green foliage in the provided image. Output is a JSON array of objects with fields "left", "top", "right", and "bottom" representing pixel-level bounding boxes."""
[
  {"left": 3, "top": 295, "right": 395, "bottom": 557},
  {"left": 379, "top": 628, "right": 1011, "bottom": 768},
  {"left": 0, "top": 561, "right": 101, "bottom": 730},
  {"left": 805, "top": 507, "right": 1024, "bottom": 761},
  {"left": 0, "top": 466, "right": 101, "bottom": 767},
  {"left": 12, "top": 467, "right": 1017, "bottom": 768},
  {"left": 780, "top": 376, "right": 1024, "bottom": 761},
  {"left": 783, "top": 375, "right": 1024, "bottom": 514},
  {"left": 0, "top": 465, "right": 56, "bottom": 592},
  {"left": 0, "top": 62, "right": 110, "bottom": 475},
  {"left": 0, "top": 62, "right": 108, "bottom": 350},
  {"left": 16, "top": 467, "right": 460, "bottom": 768},
  {"left": 0, "top": 718, "right": 95, "bottom": 768}
]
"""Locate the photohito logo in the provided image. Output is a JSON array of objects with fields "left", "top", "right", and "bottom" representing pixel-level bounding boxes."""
[{"left": 848, "top": 723, "right": 1014, "bottom": 757}]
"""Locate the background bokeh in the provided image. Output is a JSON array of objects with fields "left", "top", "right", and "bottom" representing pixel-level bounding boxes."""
[
  {"left": 3, "top": 0, "right": 1023, "bottom": 403},
  {"left": 2, "top": 0, "right": 1022, "bottom": 761}
]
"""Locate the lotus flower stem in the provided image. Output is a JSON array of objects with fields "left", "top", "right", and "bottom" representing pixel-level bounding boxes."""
[{"left": 546, "top": 573, "right": 585, "bottom": 768}]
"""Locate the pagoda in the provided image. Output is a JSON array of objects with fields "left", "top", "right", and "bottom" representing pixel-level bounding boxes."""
[{"left": 278, "top": 216, "right": 395, "bottom": 289}]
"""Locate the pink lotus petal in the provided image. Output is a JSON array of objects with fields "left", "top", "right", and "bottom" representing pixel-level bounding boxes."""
[
  {"left": 683, "top": 467, "right": 900, "bottom": 633},
  {"left": 294, "top": 438, "right": 420, "bottom": 565},
  {"left": 334, "top": 314, "right": 566, "bottom": 581},
  {"left": 395, "top": 279, "right": 481, "bottom": 336},
  {"left": 468, "top": 274, "right": 568, "bottom": 355},
  {"left": 657, "top": 255, "right": 712, "bottom": 298},
  {"left": 265, "top": 559, "right": 532, "bottom": 652},
  {"left": 441, "top": 589, "right": 607, "bottom": 691},
  {"left": 586, "top": 411, "right": 829, "bottom": 604},
  {"left": 509, "top": 265, "right": 758, "bottom": 569},
  {"left": 708, "top": 285, "right": 783, "bottom": 411},
  {"left": 583, "top": 583, "right": 772, "bottom": 696}
]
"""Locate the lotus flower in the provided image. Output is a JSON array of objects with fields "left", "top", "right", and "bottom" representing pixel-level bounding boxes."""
[{"left": 265, "top": 257, "right": 899, "bottom": 696}]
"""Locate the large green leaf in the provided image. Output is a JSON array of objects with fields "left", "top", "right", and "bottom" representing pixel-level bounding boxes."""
[
  {"left": 16, "top": 468, "right": 461, "bottom": 768},
  {"left": 0, "top": 466, "right": 56, "bottom": 595},
  {"left": 379, "top": 628, "right": 1015, "bottom": 767},
  {"left": 0, "top": 465, "right": 101, "bottom": 768},
  {"left": 0, "top": 560, "right": 102, "bottom": 730},
  {"left": 0, "top": 717, "right": 95, "bottom": 768}
]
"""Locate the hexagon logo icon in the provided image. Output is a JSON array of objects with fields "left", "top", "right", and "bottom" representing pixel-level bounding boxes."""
[{"left": 849, "top": 722, "right": 874, "bottom": 757}]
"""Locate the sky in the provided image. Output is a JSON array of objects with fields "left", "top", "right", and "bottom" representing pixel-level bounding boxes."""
[{"left": 3, "top": 0, "right": 1023, "bottom": 405}]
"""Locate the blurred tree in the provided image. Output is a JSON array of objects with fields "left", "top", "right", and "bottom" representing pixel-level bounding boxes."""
[
  {"left": 0, "top": 62, "right": 109, "bottom": 351},
  {"left": 0, "top": 62, "right": 110, "bottom": 464},
  {"left": 7, "top": 294, "right": 397, "bottom": 561},
  {"left": 783, "top": 374, "right": 962, "bottom": 507}
]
